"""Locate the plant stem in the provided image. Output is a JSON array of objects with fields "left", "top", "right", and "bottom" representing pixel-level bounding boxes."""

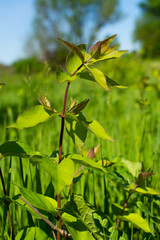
[
  {"left": 0, "top": 168, "right": 15, "bottom": 240},
  {"left": 57, "top": 82, "right": 70, "bottom": 240},
  {"left": 70, "top": 57, "right": 91, "bottom": 76},
  {"left": 116, "top": 184, "right": 138, "bottom": 230},
  {"left": 58, "top": 82, "right": 70, "bottom": 164},
  {"left": 20, "top": 197, "right": 71, "bottom": 238}
]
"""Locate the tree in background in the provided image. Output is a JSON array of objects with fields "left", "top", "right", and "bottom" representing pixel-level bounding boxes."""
[
  {"left": 134, "top": 0, "right": 160, "bottom": 58},
  {"left": 26, "top": 0, "right": 121, "bottom": 62}
]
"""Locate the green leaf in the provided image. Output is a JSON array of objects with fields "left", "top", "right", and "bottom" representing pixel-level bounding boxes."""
[
  {"left": 42, "top": 157, "right": 75, "bottom": 194},
  {"left": 62, "top": 193, "right": 106, "bottom": 240},
  {"left": 0, "top": 83, "right": 5, "bottom": 89},
  {"left": 87, "top": 119, "right": 113, "bottom": 141},
  {"left": 56, "top": 65, "right": 78, "bottom": 83},
  {"left": 78, "top": 70, "right": 95, "bottom": 82},
  {"left": 85, "top": 66, "right": 110, "bottom": 91},
  {"left": 0, "top": 141, "right": 43, "bottom": 159},
  {"left": 98, "top": 49, "right": 128, "bottom": 62},
  {"left": 78, "top": 71, "right": 127, "bottom": 90},
  {"left": 14, "top": 196, "right": 43, "bottom": 219},
  {"left": 15, "top": 227, "right": 50, "bottom": 240},
  {"left": 89, "top": 35, "right": 117, "bottom": 59},
  {"left": 38, "top": 91, "right": 52, "bottom": 110},
  {"left": 109, "top": 226, "right": 118, "bottom": 240},
  {"left": 68, "top": 99, "right": 90, "bottom": 115},
  {"left": 58, "top": 38, "right": 84, "bottom": 62},
  {"left": 66, "top": 44, "right": 90, "bottom": 75},
  {"left": 66, "top": 113, "right": 113, "bottom": 142},
  {"left": 62, "top": 213, "right": 95, "bottom": 240},
  {"left": 8, "top": 105, "right": 60, "bottom": 129},
  {"left": 69, "top": 154, "right": 121, "bottom": 180},
  {"left": 65, "top": 115, "right": 88, "bottom": 151},
  {"left": 70, "top": 154, "right": 108, "bottom": 174},
  {"left": 137, "top": 201, "right": 153, "bottom": 217},
  {"left": 90, "top": 49, "right": 128, "bottom": 64},
  {"left": 106, "top": 76, "right": 127, "bottom": 89},
  {"left": 121, "top": 159, "right": 142, "bottom": 178},
  {"left": 18, "top": 186, "right": 58, "bottom": 215},
  {"left": 137, "top": 201, "right": 160, "bottom": 228},
  {"left": 118, "top": 213, "right": 151, "bottom": 233},
  {"left": 132, "top": 186, "right": 160, "bottom": 195}
]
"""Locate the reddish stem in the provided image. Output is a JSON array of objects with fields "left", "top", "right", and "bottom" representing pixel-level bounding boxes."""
[
  {"left": 58, "top": 82, "right": 70, "bottom": 164},
  {"left": 57, "top": 82, "right": 70, "bottom": 240},
  {"left": 116, "top": 184, "right": 138, "bottom": 229}
]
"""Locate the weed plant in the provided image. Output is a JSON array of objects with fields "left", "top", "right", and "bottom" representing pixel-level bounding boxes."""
[{"left": 0, "top": 36, "right": 160, "bottom": 239}]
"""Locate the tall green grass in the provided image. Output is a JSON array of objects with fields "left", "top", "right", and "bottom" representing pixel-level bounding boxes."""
[{"left": 0, "top": 55, "right": 160, "bottom": 239}]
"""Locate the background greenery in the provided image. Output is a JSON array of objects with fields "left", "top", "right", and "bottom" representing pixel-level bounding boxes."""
[{"left": 0, "top": 52, "right": 160, "bottom": 239}]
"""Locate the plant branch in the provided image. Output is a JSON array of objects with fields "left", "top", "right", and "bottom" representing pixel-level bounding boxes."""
[
  {"left": 20, "top": 196, "right": 71, "bottom": 238},
  {"left": 58, "top": 82, "right": 70, "bottom": 163},
  {"left": 70, "top": 57, "right": 91, "bottom": 77},
  {"left": 0, "top": 168, "right": 15, "bottom": 240},
  {"left": 116, "top": 184, "right": 138, "bottom": 229},
  {"left": 57, "top": 81, "right": 70, "bottom": 240}
]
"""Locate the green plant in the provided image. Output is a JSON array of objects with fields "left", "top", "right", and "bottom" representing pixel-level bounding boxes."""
[{"left": 0, "top": 36, "right": 160, "bottom": 240}]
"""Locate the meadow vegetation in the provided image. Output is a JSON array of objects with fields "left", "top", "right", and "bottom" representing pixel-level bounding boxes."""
[{"left": 0, "top": 42, "right": 160, "bottom": 239}]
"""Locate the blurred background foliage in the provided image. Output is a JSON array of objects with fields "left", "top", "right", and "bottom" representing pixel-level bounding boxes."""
[
  {"left": 134, "top": 0, "right": 160, "bottom": 57},
  {"left": 26, "top": 0, "right": 121, "bottom": 63}
]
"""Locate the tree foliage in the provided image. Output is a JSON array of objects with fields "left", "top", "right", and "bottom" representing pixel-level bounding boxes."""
[
  {"left": 27, "top": 0, "right": 121, "bottom": 62},
  {"left": 134, "top": 0, "right": 160, "bottom": 57}
]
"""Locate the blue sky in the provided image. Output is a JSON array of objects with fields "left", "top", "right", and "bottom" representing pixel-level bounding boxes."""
[{"left": 0, "top": 0, "right": 142, "bottom": 65}]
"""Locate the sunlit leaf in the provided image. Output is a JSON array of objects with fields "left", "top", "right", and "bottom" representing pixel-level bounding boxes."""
[
  {"left": 65, "top": 114, "right": 88, "bottom": 151},
  {"left": 42, "top": 157, "right": 75, "bottom": 194},
  {"left": 56, "top": 65, "right": 78, "bottom": 83},
  {"left": 70, "top": 154, "right": 108, "bottom": 174},
  {"left": 121, "top": 159, "right": 142, "bottom": 178},
  {"left": 85, "top": 66, "right": 110, "bottom": 91},
  {"left": 90, "top": 50, "right": 128, "bottom": 63},
  {"left": 98, "top": 50, "right": 128, "bottom": 62},
  {"left": 14, "top": 196, "right": 44, "bottom": 219},
  {"left": 62, "top": 212, "right": 95, "bottom": 240},
  {"left": 106, "top": 76, "right": 127, "bottom": 89},
  {"left": 8, "top": 105, "right": 60, "bottom": 129},
  {"left": 62, "top": 193, "right": 106, "bottom": 239},
  {"left": 89, "top": 34, "right": 117, "bottom": 59},
  {"left": 87, "top": 119, "right": 113, "bottom": 141},
  {"left": 108, "top": 226, "right": 118, "bottom": 240},
  {"left": 132, "top": 186, "right": 160, "bottom": 195},
  {"left": 18, "top": 186, "right": 58, "bottom": 214},
  {"left": 66, "top": 44, "right": 90, "bottom": 75},
  {"left": 15, "top": 227, "right": 50, "bottom": 240},
  {"left": 58, "top": 38, "right": 84, "bottom": 62},
  {"left": 118, "top": 213, "right": 151, "bottom": 233},
  {"left": 66, "top": 113, "right": 113, "bottom": 142}
]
